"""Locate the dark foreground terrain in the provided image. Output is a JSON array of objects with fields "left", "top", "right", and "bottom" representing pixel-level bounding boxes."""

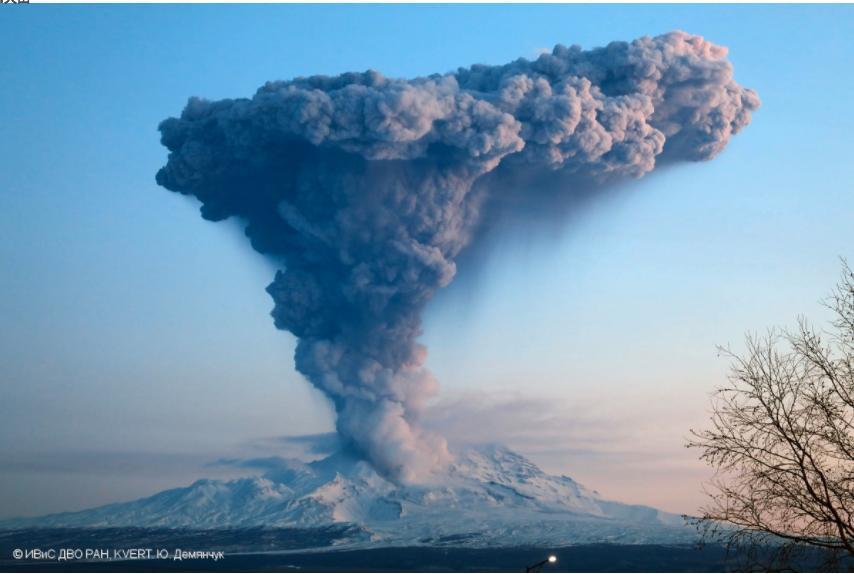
[{"left": 0, "top": 528, "right": 834, "bottom": 572}]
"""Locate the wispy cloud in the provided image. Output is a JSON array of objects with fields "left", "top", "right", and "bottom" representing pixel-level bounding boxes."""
[
  {"left": 421, "top": 390, "right": 710, "bottom": 513},
  {"left": 235, "top": 432, "right": 341, "bottom": 460}
]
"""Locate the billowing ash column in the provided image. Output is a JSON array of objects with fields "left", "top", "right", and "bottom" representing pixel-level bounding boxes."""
[{"left": 156, "top": 31, "right": 759, "bottom": 482}]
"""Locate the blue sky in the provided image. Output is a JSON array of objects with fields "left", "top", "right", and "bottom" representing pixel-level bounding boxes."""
[{"left": 1, "top": 5, "right": 853, "bottom": 517}]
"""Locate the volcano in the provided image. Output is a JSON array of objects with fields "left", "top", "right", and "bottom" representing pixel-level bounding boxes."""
[{"left": 0, "top": 445, "right": 693, "bottom": 547}]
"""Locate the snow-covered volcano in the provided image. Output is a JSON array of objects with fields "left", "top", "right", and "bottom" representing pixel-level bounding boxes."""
[{"left": 0, "top": 445, "right": 693, "bottom": 547}]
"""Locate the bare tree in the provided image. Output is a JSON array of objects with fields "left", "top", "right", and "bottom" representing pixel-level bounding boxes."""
[{"left": 688, "top": 261, "right": 854, "bottom": 571}]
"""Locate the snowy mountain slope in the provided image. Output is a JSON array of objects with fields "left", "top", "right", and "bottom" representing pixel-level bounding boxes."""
[{"left": 0, "top": 445, "right": 693, "bottom": 547}]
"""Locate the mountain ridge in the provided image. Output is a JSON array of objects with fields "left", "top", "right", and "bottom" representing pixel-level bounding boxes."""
[{"left": 0, "top": 445, "right": 694, "bottom": 547}]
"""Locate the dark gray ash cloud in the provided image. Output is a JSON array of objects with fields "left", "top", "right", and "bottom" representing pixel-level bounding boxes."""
[{"left": 155, "top": 31, "right": 759, "bottom": 482}]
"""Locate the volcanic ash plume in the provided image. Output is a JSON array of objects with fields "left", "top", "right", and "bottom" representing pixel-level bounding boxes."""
[{"left": 155, "top": 31, "right": 759, "bottom": 482}]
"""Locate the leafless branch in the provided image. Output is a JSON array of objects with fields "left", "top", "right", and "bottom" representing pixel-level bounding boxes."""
[{"left": 687, "top": 261, "right": 854, "bottom": 570}]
